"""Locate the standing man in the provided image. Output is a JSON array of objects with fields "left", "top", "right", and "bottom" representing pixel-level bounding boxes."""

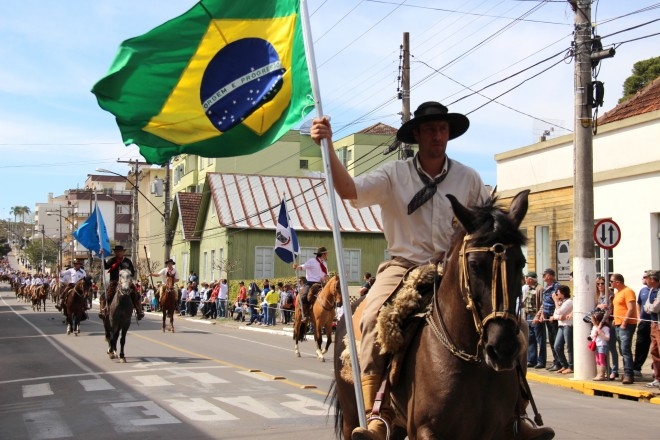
[
  {"left": 99, "top": 245, "right": 143, "bottom": 320},
  {"left": 292, "top": 246, "right": 329, "bottom": 320},
  {"left": 540, "top": 268, "right": 561, "bottom": 371},
  {"left": 643, "top": 270, "right": 660, "bottom": 388},
  {"left": 218, "top": 279, "right": 229, "bottom": 318},
  {"left": 523, "top": 272, "right": 546, "bottom": 368},
  {"left": 633, "top": 270, "right": 654, "bottom": 377},
  {"left": 310, "top": 102, "right": 552, "bottom": 440},
  {"left": 610, "top": 273, "right": 638, "bottom": 384}
]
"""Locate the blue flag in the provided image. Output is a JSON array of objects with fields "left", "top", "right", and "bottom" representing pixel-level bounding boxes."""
[
  {"left": 274, "top": 198, "right": 299, "bottom": 264},
  {"left": 73, "top": 202, "right": 112, "bottom": 257}
]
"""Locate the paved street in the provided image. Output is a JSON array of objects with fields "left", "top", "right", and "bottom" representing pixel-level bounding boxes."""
[{"left": 2, "top": 287, "right": 659, "bottom": 439}]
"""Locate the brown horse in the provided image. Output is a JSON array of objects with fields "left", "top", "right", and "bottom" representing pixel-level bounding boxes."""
[
  {"left": 332, "top": 190, "right": 536, "bottom": 440},
  {"left": 293, "top": 275, "right": 342, "bottom": 361},
  {"left": 31, "top": 283, "right": 49, "bottom": 311},
  {"left": 65, "top": 276, "right": 93, "bottom": 336},
  {"left": 158, "top": 281, "right": 178, "bottom": 333}
]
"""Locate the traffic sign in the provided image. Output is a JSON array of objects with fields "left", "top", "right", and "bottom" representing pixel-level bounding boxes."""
[{"left": 593, "top": 219, "right": 621, "bottom": 250}]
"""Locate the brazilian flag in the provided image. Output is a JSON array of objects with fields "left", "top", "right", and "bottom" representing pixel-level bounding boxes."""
[{"left": 92, "top": 0, "right": 313, "bottom": 165}]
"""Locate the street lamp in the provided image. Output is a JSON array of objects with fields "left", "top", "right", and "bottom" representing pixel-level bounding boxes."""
[
  {"left": 96, "top": 167, "right": 171, "bottom": 262},
  {"left": 47, "top": 207, "right": 74, "bottom": 269}
]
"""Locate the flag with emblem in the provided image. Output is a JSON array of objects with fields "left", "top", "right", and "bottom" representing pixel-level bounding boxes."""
[
  {"left": 92, "top": 0, "right": 313, "bottom": 165},
  {"left": 72, "top": 202, "right": 112, "bottom": 257},
  {"left": 274, "top": 198, "right": 299, "bottom": 264}
]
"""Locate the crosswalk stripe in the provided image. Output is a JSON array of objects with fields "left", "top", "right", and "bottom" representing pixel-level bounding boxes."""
[
  {"left": 22, "top": 383, "right": 53, "bottom": 398},
  {"left": 79, "top": 379, "right": 114, "bottom": 392},
  {"left": 133, "top": 375, "right": 174, "bottom": 387}
]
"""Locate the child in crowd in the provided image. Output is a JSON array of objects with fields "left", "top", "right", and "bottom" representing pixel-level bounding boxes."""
[{"left": 590, "top": 310, "right": 610, "bottom": 381}]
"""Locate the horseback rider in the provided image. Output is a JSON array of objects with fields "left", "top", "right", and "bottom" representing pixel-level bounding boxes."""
[
  {"left": 310, "top": 102, "right": 554, "bottom": 440},
  {"left": 150, "top": 258, "right": 179, "bottom": 289},
  {"left": 99, "top": 245, "right": 144, "bottom": 320},
  {"left": 55, "top": 259, "right": 87, "bottom": 317},
  {"left": 292, "top": 246, "right": 329, "bottom": 321}
]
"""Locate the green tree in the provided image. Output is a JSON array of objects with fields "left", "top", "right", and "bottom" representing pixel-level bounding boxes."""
[
  {"left": 619, "top": 56, "right": 660, "bottom": 103},
  {"left": 23, "top": 239, "right": 58, "bottom": 271}
]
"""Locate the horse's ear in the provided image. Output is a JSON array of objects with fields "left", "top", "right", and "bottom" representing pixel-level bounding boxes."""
[
  {"left": 508, "top": 189, "right": 530, "bottom": 228},
  {"left": 446, "top": 194, "right": 477, "bottom": 233}
]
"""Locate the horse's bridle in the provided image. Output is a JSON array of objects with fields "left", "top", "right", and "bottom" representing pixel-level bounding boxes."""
[
  {"left": 427, "top": 233, "right": 520, "bottom": 363},
  {"left": 458, "top": 234, "right": 519, "bottom": 338}
]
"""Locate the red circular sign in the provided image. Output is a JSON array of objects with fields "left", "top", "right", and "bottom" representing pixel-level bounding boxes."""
[{"left": 593, "top": 219, "right": 621, "bottom": 250}]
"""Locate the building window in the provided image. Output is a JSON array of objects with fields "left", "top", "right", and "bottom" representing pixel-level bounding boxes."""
[
  {"left": 343, "top": 248, "right": 361, "bottom": 282},
  {"left": 534, "top": 225, "right": 550, "bottom": 274},
  {"left": 300, "top": 159, "right": 309, "bottom": 170},
  {"left": 299, "top": 247, "right": 316, "bottom": 264},
  {"left": 218, "top": 248, "right": 224, "bottom": 276},
  {"left": 202, "top": 251, "right": 208, "bottom": 282},
  {"left": 116, "top": 223, "right": 130, "bottom": 234},
  {"left": 116, "top": 204, "right": 130, "bottom": 214},
  {"left": 254, "top": 247, "right": 274, "bottom": 279},
  {"left": 211, "top": 250, "right": 216, "bottom": 281}
]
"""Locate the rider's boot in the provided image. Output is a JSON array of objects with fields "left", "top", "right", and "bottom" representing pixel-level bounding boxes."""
[
  {"left": 351, "top": 375, "right": 392, "bottom": 440},
  {"left": 509, "top": 416, "right": 555, "bottom": 440}
]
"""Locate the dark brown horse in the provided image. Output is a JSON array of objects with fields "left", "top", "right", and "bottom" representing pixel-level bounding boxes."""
[
  {"left": 104, "top": 269, "right": 136, "bottom": 362},
  {"left": 65, "top": 276, "right": 93, "bottom": 336},
  {"left": 158, "top": 281, "right": 178, "bottom": 333},
  {"left": 332, "top": 190, "right": 533, "bottom": 439},
  {"left": 293, "top": 275, "right": 342, "bottom": 361}
]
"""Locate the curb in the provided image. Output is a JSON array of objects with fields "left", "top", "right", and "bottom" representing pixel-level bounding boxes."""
[{"left": 527, "top": 372, "right": 660, "bottom": 404}]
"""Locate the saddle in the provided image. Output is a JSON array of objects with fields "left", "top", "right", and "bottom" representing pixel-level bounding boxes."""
[{"left": 339, "top": 263, "right": 441, "bottom": 386}]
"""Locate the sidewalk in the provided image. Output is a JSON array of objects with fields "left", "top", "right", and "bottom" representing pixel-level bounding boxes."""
[
  {"left": 527, "top": 364, "right": 660, "bottom": 404},
  {"left": 204, "top": 315, "right": 660, "bottom": 405}
]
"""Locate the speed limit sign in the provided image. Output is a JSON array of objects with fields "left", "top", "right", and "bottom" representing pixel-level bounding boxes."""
[{"left": 593, "top": 219, "right": 621, "bottom": 250}]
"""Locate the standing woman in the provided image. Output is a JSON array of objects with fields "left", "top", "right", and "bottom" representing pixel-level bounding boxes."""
[{"left": 552, "top": 285, "right": 574, "bottom": 374}]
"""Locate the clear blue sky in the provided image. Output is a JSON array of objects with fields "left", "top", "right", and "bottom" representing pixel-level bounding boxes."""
[{"left": 1, "top": 0, "right": 658, "bottom": 221}]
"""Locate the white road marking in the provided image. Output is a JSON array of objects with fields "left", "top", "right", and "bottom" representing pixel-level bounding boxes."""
[
  {"left": 187, "top": 372, "right": 229, "bottom": 384},
  {"left": 79, "top": 379, "right": 114, "bottom": 392},
  {"left": 281, "top": 394, "right": 335, "bottom": 416},
  {"left": 22, "top": 410, "right": 72, "bottom": 439},
  {"left": 289, "top": 369, "right": 333, "bottom": 380},
  {"left": 131, "top": 357, "right": 172, "bottom": 369},
  {"left": 214, "top": 396, "right": 281, "bottom": 418},
  {"left": 101, "top": 401, "right": 180, "bottom": 432},
  {"left": 133, "top": 375, "right": 174, "bottom": 387},
  {"left": 22, "top": 383, "right": 53, "bottom": 398},
  {"left": 165, "top": 398, "right": 238, "bottom": 421},
  {"left": 235, "top": 371, "right": 271, "bottom": 381}
]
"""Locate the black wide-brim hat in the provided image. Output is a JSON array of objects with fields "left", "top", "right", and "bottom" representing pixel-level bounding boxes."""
[{"left": 396, "top": 102, "right": 470, "bottom": 144}]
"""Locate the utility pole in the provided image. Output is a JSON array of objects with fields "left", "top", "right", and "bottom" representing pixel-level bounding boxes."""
[
  {"left": 400, "top": 32, "right": 411, "bottom": 159},
  {"left": 131, "top": 161, "right": 140, "bottom": 262},
  {"left": 164, "top": 162, "right": 172, "bottom": 261}
]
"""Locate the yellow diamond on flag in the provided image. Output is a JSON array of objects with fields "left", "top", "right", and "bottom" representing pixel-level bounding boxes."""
[{"left": 144, "top": 15, "right": 297, "bottom": 145}]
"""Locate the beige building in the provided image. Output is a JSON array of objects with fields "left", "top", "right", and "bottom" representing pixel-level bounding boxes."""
[{"left": 495, "top": 78, "right": 660, "bottom": 284}]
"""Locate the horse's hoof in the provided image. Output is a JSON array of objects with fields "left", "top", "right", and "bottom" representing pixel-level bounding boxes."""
[
  {"left": 162, "top": 328, "right": 165, "bottom": 332},
  {"left": 120, "top": 358, "right": 126, "bottom": 364},
  {"left": 319, "top": 357, "right": 325, "bottom": 362},
  {"left": 321, "top": 349, "right": 327, "bottom": 355},
  {"left": 67, "top": 330, "right": 71, "bottom": 335},
  {"left": 108, "top": 353, "right": 115, "bottom": 359}
]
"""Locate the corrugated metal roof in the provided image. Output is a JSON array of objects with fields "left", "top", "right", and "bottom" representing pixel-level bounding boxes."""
[{"left": 207, "top": 173, "right": 383, "bottom": 233}]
